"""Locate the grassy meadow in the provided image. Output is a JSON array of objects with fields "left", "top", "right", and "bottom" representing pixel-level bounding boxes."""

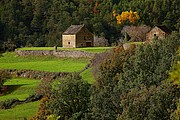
[
  {"left": 0, "top": 52, "right": 89, "bottom": 72},
  {"left": 0, "top": 78, "right": 41, "bottom": 119},
  {"left": 0, "top": 101, "right": 40, "bottom": 120},
  {"left": 0, "top": 78, "right": 41, "bottom": 101},
  {"left": 0, "top": 47, "right": 102, "bottom": 119}
]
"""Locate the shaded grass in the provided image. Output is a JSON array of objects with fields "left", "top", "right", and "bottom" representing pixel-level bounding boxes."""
[
  {"left": 0, "top": 101, "right": 40, "bottom": 120},
  {"left": 0, "top": 78, "right": 41, "bottom": 101},
  {"left": 18, "top": 47, "right": 112, "bottom": 53},
  {"left": 81, "top": 68, "right": 94, "bottom": 84},
  {"left": 0, "top": 52, "right": 89, "bottom": 72}
]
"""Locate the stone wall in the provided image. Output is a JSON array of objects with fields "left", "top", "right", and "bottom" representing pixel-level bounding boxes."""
[
  {"left": 15, "top": 49, "right": 54, "bottom": 56},
  {"left": 15, "top": 49, "right": 96, "bottom": 58},
  {"left": 1, "top": 69, "right": 69, "bottom": 80},
  {"left": 54, "top": 50, "right": 95, "bottom": 58}
]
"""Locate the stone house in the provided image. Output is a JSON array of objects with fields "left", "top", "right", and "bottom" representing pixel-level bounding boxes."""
[
  {"left": 146, "top": 26, "right": 171, "bottom": 41},
  {"left": 62, "top": 24, "right": 94, "bottom": 48}
]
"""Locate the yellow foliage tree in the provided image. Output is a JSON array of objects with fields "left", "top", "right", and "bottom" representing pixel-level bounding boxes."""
[{"left": 115, "top": 10, "right": 140, "bottom": 25}]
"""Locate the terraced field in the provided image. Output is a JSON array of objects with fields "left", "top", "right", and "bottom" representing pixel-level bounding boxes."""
[
  {"left": 0, "top": 78, "right": 40, "bottom": 120},
  {"left": 0, "top": 52, "right": 89, "bottom": 72},
  {"left": 0, "top": 47, "right": 109, "bottom": 119}
]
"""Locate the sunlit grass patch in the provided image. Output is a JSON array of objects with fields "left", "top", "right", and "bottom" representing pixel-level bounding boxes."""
[
  {"left": 0, "top": 52, "right": 89, "bottom": 72},
  {"left": 0, "top": 101, "right": 40, "bottom": 120},
  {"left": 0, "top": 78, "right": 40, "bottom": 101}
]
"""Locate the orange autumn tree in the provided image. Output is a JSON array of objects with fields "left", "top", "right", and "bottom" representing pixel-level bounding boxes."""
[{"left": 115, "top": 10, "right": 140, "bottom": 25}]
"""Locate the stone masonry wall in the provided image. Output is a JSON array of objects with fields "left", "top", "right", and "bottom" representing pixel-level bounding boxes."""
[
  {"left": 1, "top": 69, "right": 69, "bottom": 80},
  {"left": 15, "top": 49, "right": 54, "bottom": 56},
  {"left": 54, "top": 50, "right": 95, "bottom": 58},
  {"left": 15, "top": 49, "right": 96, "bottom": 58}
]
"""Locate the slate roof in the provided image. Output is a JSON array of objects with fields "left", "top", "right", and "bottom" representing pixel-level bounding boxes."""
[
  {"left": 156, "top": 25, "right": 172, "bottom": 33},
  {"left": 62, "top": 24, "right": 85, "bottom": 35}
]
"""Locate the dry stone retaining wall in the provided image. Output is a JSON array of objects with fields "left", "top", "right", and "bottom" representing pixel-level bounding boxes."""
[
  {"left": 15, "top": 49, "right": 54, "bottom": 56},
  {"left": 15, "top": 49, "right": 95, "bottom": 58},
  {"left": 54, "top": 50, "right": 95, "bottom": 58},
  {"left": 1, "top": 69, "right": 69, "bottom": 80}
]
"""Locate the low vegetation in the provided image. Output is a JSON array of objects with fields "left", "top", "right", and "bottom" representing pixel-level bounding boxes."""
[{"left": 0, "top": 52, "right": 89, "bottom": 72}]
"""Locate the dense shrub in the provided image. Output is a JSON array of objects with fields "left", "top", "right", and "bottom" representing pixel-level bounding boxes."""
[
  {"left": 0, "top": 71, "right": 11, "bottom": 92},
  {"left": 2, "top": 39, "right": 17, "bottom": 51},
  {"left": 117, "top": 83, "right": 180, "bottom": 120},
  {"left": 49, "top": 73, "right": 91, "bottom": 120},
  {"left": 90, "top": 45, "right": 135, "bottom": 119},
  {"left": 31, "top": 96, "right": 51, "bottom": 120},
  {"left": 33, "top": 73, "right": 91, "bottom": 120},
  {"left": 90, "top": 32, "right": 180, "bottom": 119},
  {"left": 35, "top": 77, "right": 54, "bottom": 96}
]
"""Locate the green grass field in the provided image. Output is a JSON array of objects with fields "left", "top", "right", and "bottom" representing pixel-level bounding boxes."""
[
  {"left": 0, "top": 101, "right": 40, "bottom": 120},
  {"left": 0, "top": 52, "right": 89, "bottom": 72},
  {"left": 0, "top": 78, "right": 41, "bottom": 120},
  {"left": 18, "top": 47, "right": 112, "bottom": 53},
  {"left": 0, "top": 78, "right": 41, "bottom": 101}
]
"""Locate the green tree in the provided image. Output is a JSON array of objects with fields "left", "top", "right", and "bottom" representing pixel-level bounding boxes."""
[
  {"left": 90, "top": 46, "right": 135, "bottom": 119},
  {"left": 117, "top": 82, "right": 180, "bottom": 120},
  {"left": 122, "top": 32, "right": 180, "bottom": 88},
  {"left": 90, "top": 32, "right": 180, "bottom": 119},
  {"left": 49, "top": 73, "right": 91, "bottom": 120}
]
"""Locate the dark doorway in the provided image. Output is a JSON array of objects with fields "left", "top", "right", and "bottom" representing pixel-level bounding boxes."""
[{"left": 86, "top": 42, "right": 91, "bottom": 47}]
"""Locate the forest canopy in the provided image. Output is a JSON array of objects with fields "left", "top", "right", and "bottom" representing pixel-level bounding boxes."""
[{"left": 0, "top": 0, "right": 179, "bottom": 49}]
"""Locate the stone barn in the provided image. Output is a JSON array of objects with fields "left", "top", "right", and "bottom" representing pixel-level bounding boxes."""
[
  {"left": 146, "top": 26, "right": 171, "bottom": 41},
  {"left": 62, "top": 25, "right": 94, "bottom": 48}
]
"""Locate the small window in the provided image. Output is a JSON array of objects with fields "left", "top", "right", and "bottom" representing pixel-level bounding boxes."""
[
  {"left": 154, "top": 34, "right": 156, "bottom": 37},
  {"left": 68, "top": 42, "right": 70, "bottom": 45},
  {"left": 84, "top": 36, "right": 86, "bottom": 40}
]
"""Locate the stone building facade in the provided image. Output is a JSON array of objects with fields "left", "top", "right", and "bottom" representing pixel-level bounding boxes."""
[
  {"left": 146, "top": 26, "right": 171, "bottom": 41},
  {"left": 62, "top": 25, "right": 94, "bottom": 48}
]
